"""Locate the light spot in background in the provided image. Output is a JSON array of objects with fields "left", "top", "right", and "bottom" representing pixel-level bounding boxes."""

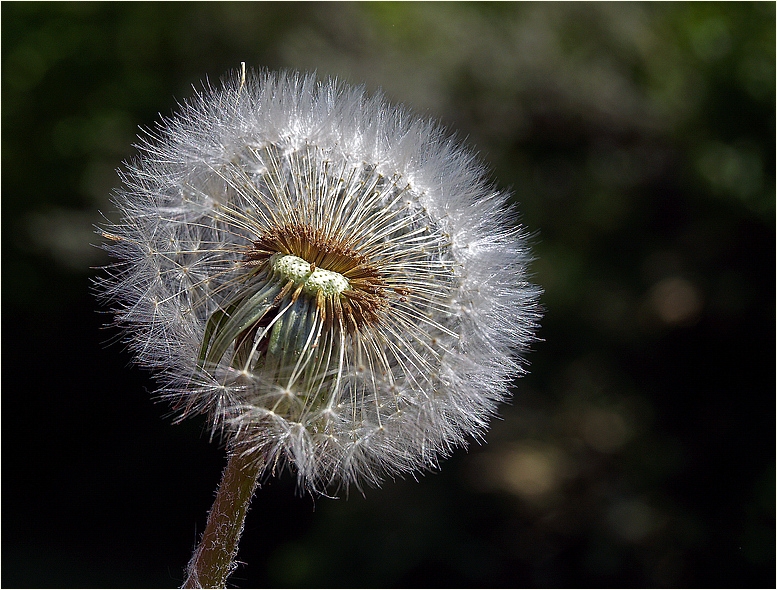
[
  {"left": 503, "top": 447, "right": 558, "bottom": 497},
  {"left": 583, "top": 409, "right": 630, "bottom": 453},
  {"left": 649, "top": 277, "right": 703, "bottom": 325},
  {"left": 471, "top": 443, "right": 570, "bottom": 501}
]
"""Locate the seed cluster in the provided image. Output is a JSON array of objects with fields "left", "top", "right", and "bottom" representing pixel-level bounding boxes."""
[
  {"left": 270, "top": 254, "right": 350, "bottom": 296},
  {"left": 245, "top": 223, "right": 388, "bottom": 333}
]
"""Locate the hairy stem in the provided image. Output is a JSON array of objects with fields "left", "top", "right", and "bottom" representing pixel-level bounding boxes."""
[{"left": 182, "top": 448, "right": 263, "bottom": 589}]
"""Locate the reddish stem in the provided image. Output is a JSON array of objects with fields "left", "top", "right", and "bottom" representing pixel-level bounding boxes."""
[{"left": 182, "top": 449, "right": 262, "bottom": 588}]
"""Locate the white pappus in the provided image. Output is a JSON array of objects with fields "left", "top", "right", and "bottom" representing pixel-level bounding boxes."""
[{"left": 98, "top": 68, "right": 542, "bottom": 493}]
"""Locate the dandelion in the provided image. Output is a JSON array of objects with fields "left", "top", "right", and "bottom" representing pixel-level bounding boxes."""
[{"left": 98, "top": 66, "right": 541, "bottom": 587}]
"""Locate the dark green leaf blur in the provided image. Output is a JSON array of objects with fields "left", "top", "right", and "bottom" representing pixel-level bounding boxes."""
[{"left": 3, "top": 2, "right": 774, "bottom": 587}]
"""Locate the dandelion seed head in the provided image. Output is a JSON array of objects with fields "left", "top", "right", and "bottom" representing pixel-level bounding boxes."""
[{"left": 98, "top": 69, "right": 542, "bottom": 493}]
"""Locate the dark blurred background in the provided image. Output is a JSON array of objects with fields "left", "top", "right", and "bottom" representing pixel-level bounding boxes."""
[{"left": 3, "top": 2, "right": 774, "bottom": 587}]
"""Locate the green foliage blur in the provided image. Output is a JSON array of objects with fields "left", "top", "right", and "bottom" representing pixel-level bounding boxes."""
[{"left": 3, "top": 2, "right": 774, "bottom": 587}]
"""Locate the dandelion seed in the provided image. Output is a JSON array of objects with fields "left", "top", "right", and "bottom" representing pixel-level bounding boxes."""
[{"left": 98, "top": 68, "right": 541, "bottom": 586}]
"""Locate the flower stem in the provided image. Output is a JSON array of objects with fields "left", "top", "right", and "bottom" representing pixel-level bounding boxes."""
[{"left": 182, "top": 448, "right": 263, "bottom": 589}]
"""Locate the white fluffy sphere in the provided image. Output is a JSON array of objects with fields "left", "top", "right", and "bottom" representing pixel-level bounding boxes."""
[{"left": 99, "top": 69, "right": 542, "bottom": 492}]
